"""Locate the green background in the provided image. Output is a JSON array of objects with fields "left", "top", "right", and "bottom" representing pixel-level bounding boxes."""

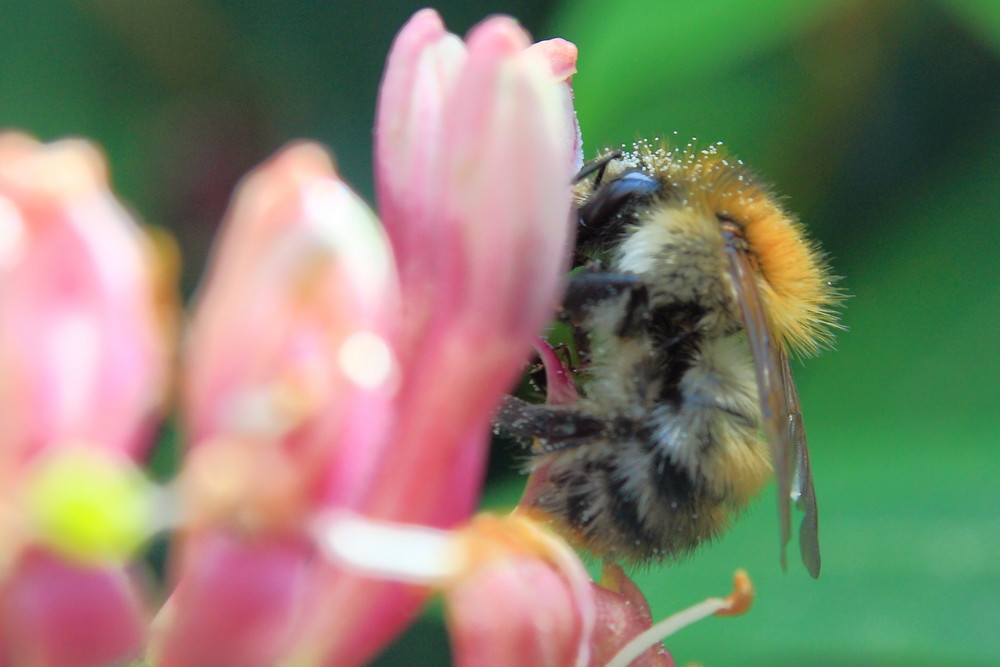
[{"left": 2, "top": 1, "right": 998, "bottom": 665}]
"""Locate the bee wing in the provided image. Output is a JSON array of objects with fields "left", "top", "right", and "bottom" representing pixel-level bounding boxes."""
[
  {"left": 724, "top": 238, "right": 819, "bottom": 577},
  {"left": 781, "top": 352, "right": 821, "bottom": 578}
]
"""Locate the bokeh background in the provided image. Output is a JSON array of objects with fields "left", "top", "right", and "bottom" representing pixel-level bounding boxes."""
[{"left": 3, "top": 1, "right": 998, "bottom": 665}]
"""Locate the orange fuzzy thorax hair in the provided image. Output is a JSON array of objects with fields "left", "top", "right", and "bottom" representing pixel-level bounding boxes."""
[{"left": 631, "top": 140, "right": 841, "bottom": 355}]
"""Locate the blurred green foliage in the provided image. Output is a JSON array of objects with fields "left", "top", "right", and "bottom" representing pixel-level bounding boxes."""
[{"left": 2, "top": 1, "right": 997, "bottom": 665}]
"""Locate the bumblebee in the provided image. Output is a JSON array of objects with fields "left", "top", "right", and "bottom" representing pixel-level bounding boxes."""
[{"left": 499, "top": 140, "right": 839, "bottom": 577}]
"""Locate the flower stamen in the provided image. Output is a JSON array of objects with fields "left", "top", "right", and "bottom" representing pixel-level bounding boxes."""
[{"left": 607, "top": 570, "right": 754, "bottom": 667}]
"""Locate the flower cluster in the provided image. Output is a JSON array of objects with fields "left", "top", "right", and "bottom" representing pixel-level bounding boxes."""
[{"left": 0, "top": 9, "right": 750, "bottom": 666}]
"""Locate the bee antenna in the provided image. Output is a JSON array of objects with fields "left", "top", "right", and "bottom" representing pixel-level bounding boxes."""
[{"left": 573, "top": 150, "right": 623, "bottom": 188}]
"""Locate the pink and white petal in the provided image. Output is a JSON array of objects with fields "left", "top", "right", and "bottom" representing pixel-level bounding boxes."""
[
  {"left": 287, "top": 509, "right": 456, "bottom": 666},
  {"left": 286, "top": 568, "right": 426, "bottom": 667},
  {"left": 169, "top": 142, "right": 408, "bottom": 663},
  {"left": 311, "top": 512, "right": 596, "bottom": 667},
  {"left": 170, "top": 143, "right": 401, "bottom": 665},
  {"left": 527, "top": 38, "right": 579, "bottom": 82},
  {"left": 305, "top": 430, "right": 487, "bottom": 664}
]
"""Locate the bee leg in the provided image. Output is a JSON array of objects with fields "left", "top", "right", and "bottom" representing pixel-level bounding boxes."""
[
  {"left": 563, "top": 269, "right": 650, "bottom": 338},
  {"left": 496, "top": 395, "right": 612, "bottom": 453},
  {"left": 563, "top": 270, "right": 647, "bottom": 322}
]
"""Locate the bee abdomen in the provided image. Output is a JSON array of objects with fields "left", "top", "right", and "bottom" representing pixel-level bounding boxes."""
[{"left": 532, "top": 439, "right": 727, "bottom": 563}]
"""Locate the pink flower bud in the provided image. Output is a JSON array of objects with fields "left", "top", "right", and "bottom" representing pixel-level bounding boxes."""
[
  {"left": 0, "top": 132, "right": 169, "bottom": 463},
  {"left": 1, "top": 548, "right": 146, "bottom": 667},
  {"left": 183, "top": 141, "right": 396, "bottom": 466},
  {"left": 160, "top": 141, "right": 398, "bottom": 664},
  {"left": 368, "top": 4, "right": 578, "bottom": 537},
  {"left": 305, "top": 12, "right": 580, "bottom": 663}
]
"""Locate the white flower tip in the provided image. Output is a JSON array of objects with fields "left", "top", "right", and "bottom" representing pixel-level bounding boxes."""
[
  {"left": 277, "top": 140, "right": 338, "bottom": 178},
  {"left": 526, "top": 38, "right": 579, "bottom": 81}
]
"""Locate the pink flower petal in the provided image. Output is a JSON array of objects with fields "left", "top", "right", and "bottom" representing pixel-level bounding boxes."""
[
  {"left": 156, "top": 531, "right": 313, "bottom": 666},
  {"left": 1, "top": 548, "right": 146, "bottom": 667},
  {"left": 0, "top": 134, "right": 161, "bottom": 666},
  {"left": 375, "top": 9, "right": 465, "bottom": 260},
  {"left": 433, "top": 16, "right": 563, "bottom": 329},
  {"left": 376, "top": 14, "right": 578, "bottom": 360},
  {"left": 310, "top": 15, "right": 579, "bottom": 663},
  {"left": 285, "top": 569, "right": 426, "bottom": 667},
  {"left": 445, "top": 515, "right": 596, "bottom": 667},
  {"left": 527, "top": 38, "right": 579, "bottom": 82},
  {"left": 450, "top": 556, "right": 583, "bottom": 667},
  {"left": 536, "top": 336, "right": 580, "bottom": 405}
]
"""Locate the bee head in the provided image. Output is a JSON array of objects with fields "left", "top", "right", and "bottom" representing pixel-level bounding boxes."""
[
  {"left": 573, "top": 154, "right": 661, "bottom": 255},
  {"left": 574, "top": 141, "right": 841, "bottom": 354}
]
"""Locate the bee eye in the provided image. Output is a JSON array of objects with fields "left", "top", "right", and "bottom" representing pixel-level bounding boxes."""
[{"left": 578, "top": 171, "right": 660, "bottom": 248}]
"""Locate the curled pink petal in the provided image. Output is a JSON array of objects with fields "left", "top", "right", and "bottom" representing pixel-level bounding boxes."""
[
  {"left": 519, "top": 338, "right": 577, "bottom": 508},
  {"left": 527, "top": 37, "right": 583, "bottom": 171},
  {"left": 528, "top": 38, "right": 579, "bottom": 81},
  {"left": 536, "top": 337, "right": 579, "bottom": 406}
]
